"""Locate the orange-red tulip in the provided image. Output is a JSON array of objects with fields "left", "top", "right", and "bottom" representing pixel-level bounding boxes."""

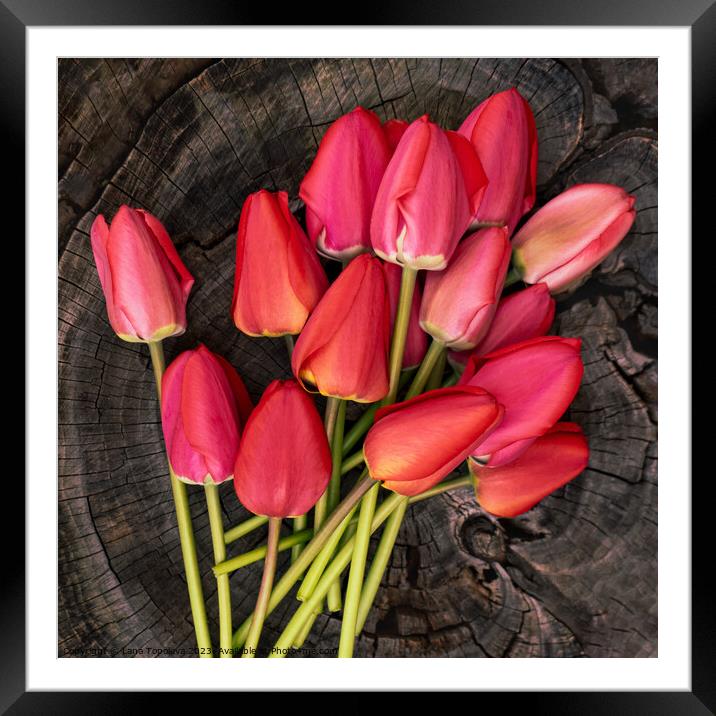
[
  {"left": 90, "top": 205, "right": 194, "bottom": 343},
  {"left": 371, "top": 115, "right": 488, "bottom": 271},
  {"left": 291, "top": 254, "right": 390, "bottom": 403},
  {"left": 231, "top": 190, "right": 328, "bottom": 337},
  {"left": 234, "top": 380, "right": 332, "bottom": 518},
  {"left": 459, "top": 88, "right": 537, "bottom": 235},
  {"left": 300, "top": 107, "right": 391, "bottom": 261},
  {"left": 449, "top": 283, "right": 555, "bottom": 368},
  {"left": 420, "top": 227, "right": 511, "bottom": 350},
  {"left": 161, "top": 345, "right": 253, "bottom": 485},
  {"left": 470, "top": 422, "right": 589, "bottom": 517},
  {"left": 512, "top": 183, "right": 636, "bottom": 293},
  {"left": 363, "top": 386, "right": 503, "bottom": 496},
  {"left": 459, "top": 336, "right": 583, "bottom": 466},
  {"left": 383, "top": 262, "right": 428, "bottom": 369}
]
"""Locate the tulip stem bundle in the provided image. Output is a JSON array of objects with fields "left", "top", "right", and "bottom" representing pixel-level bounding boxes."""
[
  {"left": 147, "top": 341, "right": 213, "bottom": 658},
  {"left": 405, "top": 339, "right": 447, "bottom": 399},
  {"left": 243, "top": 517, "right": 282, "bottom": 657},
  {"left": 385, "top": 267, "right": 418, "bottom": 405}
]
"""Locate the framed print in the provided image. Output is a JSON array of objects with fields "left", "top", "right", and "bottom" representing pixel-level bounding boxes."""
[{"left": 9, "top": 0, "right": 707, "bottom": 710}]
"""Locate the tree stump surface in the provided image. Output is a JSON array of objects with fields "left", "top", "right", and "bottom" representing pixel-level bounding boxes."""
[{"left": 58, "top": 58, "right": 658, "bottom": 658}]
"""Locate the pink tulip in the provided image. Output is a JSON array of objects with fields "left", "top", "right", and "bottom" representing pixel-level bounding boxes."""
[
  {"left": 471, "top": 422, "right": 589, "bottom": 517},
  {"left": 90, "top": 205, "right": 194, "bottom": 343},
  {"left": 420, "top": 227, "right": 511, "bottom": 351},
  {"left": 300, "top": 107, "right": 391, "bottom": 261},
  {"left": 364, "top": 386, "right": 503, "bottom": 496},
  {"left": 234, "top": 380, "right": 331, "bottom": 518},
  {"left": 383, "top": 262, "right": 428, "bottom": 369},
  {"left": 370, "top": 115, "right": 488, "bottom": 271},
  {"left": 161, "top": 345, "right": 253, "bottom": 485},
  {"left": 459, "top": 88, "right": 538, "bottom": 235},
  {"left": 512, "top": 183, "right": 636, "bottom": 293},
  {"left": 231, "top": 190, "right": 328, "bottom": 337},
  {"left": 459, "top": 336, "right": 583, "bottom": 466},
  {"left": 449, "top": 283, "right": 555, "bottom": 368}
]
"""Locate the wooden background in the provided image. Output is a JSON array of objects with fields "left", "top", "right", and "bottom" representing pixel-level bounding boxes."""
[{"left": 58, "top": 58, "right": 657, "bottom": 658}]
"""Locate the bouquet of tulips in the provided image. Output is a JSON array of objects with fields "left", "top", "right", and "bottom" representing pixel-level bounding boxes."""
[{"left": 89, "top": 88, "right": 636, "bottom": 658}]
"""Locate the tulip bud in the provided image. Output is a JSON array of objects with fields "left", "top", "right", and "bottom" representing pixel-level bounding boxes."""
[
  {"left": 420, "top": 227, "right": 511, "bottom": 351},
  {"left": 383, "top": 118, "right": 409, "bottom": 152},
  {"left": 383, "top": 262, "right": 428, "bottom": 369},
  {"left": 459, "top": 336, "right": 583, "bottom": 466},
  {"left": 291, "top": 254, "right": 390, "bottom": 403},
  {"left": 234, "top": 380, "right": 332, "bottom": 518},
  {"left": 161, "top": 345, "right": 253, "bottom": 485},
  {"left": 459, "top": 88, "right": 538, "bottom": 235},
  {"left": 90, "top": 205, "right": 194, "bottom": 343},
  {"left": 449, "top": 283, "right": 555, "bottom": 368},
  {"left": 470, "top": 422, "right": 589, "bottom": 517},
  {"left": 512, "top": 183, "right": 636, "bottom": 293},
  {"left": 370, "top": 115, "right": 488, "bottom": 271},
  {"left": 363, "top": 386, "right": 503, "bottom": 496},
  {"left": 300, "top": 107, "right": 392, "bottom": 261},
  {"left": 231, "top": 190, "right": 328, "bottom": 337}
]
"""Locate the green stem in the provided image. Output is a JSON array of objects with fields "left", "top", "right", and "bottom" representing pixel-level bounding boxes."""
[
  {"left": 442, "top": 372, "right": 459, "bottom": 388},
  {"left": 503, "top": 266, "right": 522, "bottom": 288},
  {"left": 148, "top": 341, "right": 212, "bottom": 658},
  {"left": 339, "top": 483, "right": 380, "bottom": 657},
  {"left": 291, "top": 514, "right": 307, "bottom": 562},
  {"left": 385, "top": 266, "right": 418, "bottom": 405},
  {"left": 313, "top": 397, "right": 341, "bottom": 530},
  {"left": 224, "top": 514, "right": 269, "bottom": 545},
  {"left": 215, "top": 529, "right": 312, "bottom": 576},
  {"left": 284, "top": 334, "right": 295, "bottom": 359},
  {"left": 292, "top": 611, "right": 317, "bottom": 648},
  {"left": 410, "top": 474, "right": 471, "bottom": 503},
  {"left": 204, "top": 483, "right": 232, "bottom": 657},
  {"left": 232, "top": 474, "right": 374, "bottom": 649},
  {"left": 425, "top": 344, "right": 447, "bottom": 391},
  {"left": 242, "top": 517, "right": 281, "bottom": 658},
  {"left": 355, "top": 498, "right": 409, "bottom": 634},
  {"left": 341, "top": 448, "right": 365, "bottom": 476},
  {"left": 405, "top": 339, "right": 446, "bottom": 400},
  {"left": 342, "top": 405, "right": 378, "bottom": 455},
  {"left": 326, "top": 399, "right": 347, "bottom": 611}
]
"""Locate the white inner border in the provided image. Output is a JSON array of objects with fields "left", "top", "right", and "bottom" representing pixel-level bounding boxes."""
[{"left": 28, "top": 27, "right": 690, "bottom": 691}]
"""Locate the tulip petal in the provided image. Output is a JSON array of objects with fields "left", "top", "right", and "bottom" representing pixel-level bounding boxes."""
[
  {"left": 445, "top": 130, "right": 488, "bottom": 218},
  {"left": 473, "top": 422, "right": 589, "bottom": 517},
  {"left": 383, "top": 118, "right": 409, "bottom": 152},
  {"left": 364, "top": 386, "right": 503, "bottom": 495},
  {"left": 234, "top": 380, "right": 332, "bottom": 518},
  {"left": 460, "top": 336, "right": 583, "bottom": 458},
  {"left": 213, "top": 353, "right": 254, "bottom": 427}
]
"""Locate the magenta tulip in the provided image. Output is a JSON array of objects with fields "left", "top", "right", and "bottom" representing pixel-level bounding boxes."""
[
  {"left": 161, "top": 345, "right": 253, "bottom": 485},
  {"left": 471, "top": 422, "right": 589, "bottom": 517},
  {"left": 512, "top": 183, "right": 636, "bottom": 293},
  {"left": 234, "top": 380, "right": 331, "bottom": 518},
  {"left": 459, "top": 336, "right": 583, "bottom": 466},
  {"left": 90, "top": 205, "right": 194, "bottom": 343},
  {"left": 300, "top": 107, "right": 391, "bottom": 261},
  {"left": 449, "top": 283, "right": 555, "bottom": 368},
  {"left": 459, "top": 88, "right": 537, "bottom": 235},
  {"left": 370, "top": 115, "right": 488, "bottom": 271},
  {"left": 420, "top": 227, "right": 511, "bottom": 351}
]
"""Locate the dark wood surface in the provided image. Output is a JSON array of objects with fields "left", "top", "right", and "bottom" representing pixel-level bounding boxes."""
[{"left": 58, "top": 58, "right": 657, "bottom": 658}]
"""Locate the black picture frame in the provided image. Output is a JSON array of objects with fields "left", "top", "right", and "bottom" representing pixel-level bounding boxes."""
[{"left": 7, "top": 0, "right": 707, "bottom": 711}]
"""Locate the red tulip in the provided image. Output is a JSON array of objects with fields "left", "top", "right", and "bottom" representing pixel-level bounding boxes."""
[
  {"left": 231, "top": 190, "right": 328, "bottom": 337},
  {"left": 471, "top": 422, "right": 589, "bottom": 517},
  {"left": 161, "top": 345, "right": 253, "bottom": 485},
  {"left": 383, "top": 118, "right": 409, "bottom": 152},
  {"left": 291, "top": 254, "right": 390, "bottom": 403},
  {"left": 383, "top": 262, "right": 428, "bottom": 369},
  {"left": 370, "top": 115, "right": 488, "bottom": 271},
  {"left": 300, "top": 107, "right": 391, "bottom": 261},
  {"left": 90, "top": 205, "right": 194, "bottom": 343},
  {"left": 459, "top": 88, "right": 538, "bottom": 235},
  {"left": 512, "top": 183, "right": 636, "bottom": 293},
  {"left": 449, "top": 283, "right": 555, "bottom": 368},
  {"left": 459, "top": 336, "right": 583, "bottom": 466},
  {"left": 420, "top": 227, "right": 511, "bottom": 350},
  {"left": 363, "top": 386, "right": 503, "bottom": 496},
  {"left": 234, "top": 380, "right": 332, "bottom": 518}
]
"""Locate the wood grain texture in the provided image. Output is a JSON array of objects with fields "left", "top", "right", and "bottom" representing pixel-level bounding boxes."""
[{"left": 57, "top": 58, "right": 657, "bottom": 658}]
